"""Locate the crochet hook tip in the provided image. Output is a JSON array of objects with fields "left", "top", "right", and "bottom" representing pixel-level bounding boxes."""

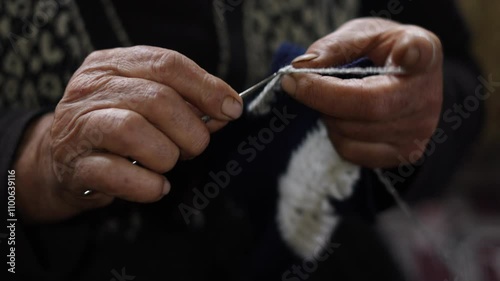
[
  {"left": 201, "top": 72, "right": 279, "bottom": 124},
  {"left": 239, "top": 72, "right": 279, "bottom": 99}
]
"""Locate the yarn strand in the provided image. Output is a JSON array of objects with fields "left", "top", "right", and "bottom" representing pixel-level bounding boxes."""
[{"left": 248, "top": 65, "right": 405, "bottom": 115}]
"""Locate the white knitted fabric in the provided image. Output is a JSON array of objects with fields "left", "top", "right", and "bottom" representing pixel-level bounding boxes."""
[
  {"left": 246, "top": 65, "right": 404, "bottom": 259},
  {"left": 276, "top": 120, "right": 360, "bottom": 259}
]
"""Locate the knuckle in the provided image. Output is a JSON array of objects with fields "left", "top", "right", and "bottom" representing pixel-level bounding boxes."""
[
  {"left": 159, "top": 145, "right": 180, "bottom": 172},
  {"left": 141, "top": 82, "right": 168, "bottom": 109},
  {"left": 115, "top": 110, "right": 143, "bottom": 135},
  {"left": 65, "top": 72, "right": 113, "bottom": 101},
  {"left": 84, "top": 50, "right": 106, "bottom": 64},
  {"left": 65, "top": 74, "right": 91, "bottom": 98},
  {"left": 72, "top": 156, "right": 92, "bottom": 183},
  {"left": 152, "top": 50, "right": 184, "bottom": 77},
  {"left": 329, "top": 133, "right": 355, "bottom": 162},
  {"left": 199, "top": 74, "right": 219, "bottom": 105},
  {"left": 337, "top": 144, "right": 357, "bottom": 163}
]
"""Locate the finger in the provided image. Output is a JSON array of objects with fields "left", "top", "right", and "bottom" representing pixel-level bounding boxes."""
[
  {"left": 328, "top": 130, "right": 400, "bottom": 168},
  {"left": 186, "top": 102, "right": 229, "bottom": 133},
  {"left": 71, "top": 152, "right": 170, "bottom": 203},
  {"left": 283, "top": 19, "right": 442, "bottom": 121},
  {"left": 121, "top": 78, "right": 211, "bottom": 158},
  {"left": 282, "top": 73, "right": 409, "bottom": 121},
  {"left": 291, "top": 19, "right": 441, "bottom": 74},
  {"left": 78, "top": 108, "right": 180, "bottom": 173},
  {"left": 324, "top": 114, "right": 436, "bottom": 144},
  {"left": 81, "top": 77, "right": 212, "bottom": 158},
  {"left": 82, "top": 46, "right": 243, "bottom": 121}
]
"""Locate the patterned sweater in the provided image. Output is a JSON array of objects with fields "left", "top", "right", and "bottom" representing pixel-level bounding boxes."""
[{"left": 0, "top": 0, "right": 483, "bottom": 280}]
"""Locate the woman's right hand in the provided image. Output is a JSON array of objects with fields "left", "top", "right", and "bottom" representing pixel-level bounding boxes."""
[{"left": 14, "top": 46, "right": 243, "bottom": 223}]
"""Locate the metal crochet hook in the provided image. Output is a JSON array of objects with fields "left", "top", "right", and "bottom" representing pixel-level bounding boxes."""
[{"left": 201, "top": 72, "right": 279, "bottom": 123}]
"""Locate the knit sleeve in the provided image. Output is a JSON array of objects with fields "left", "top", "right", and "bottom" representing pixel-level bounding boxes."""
[
  {"left": 0, "top": 109, "right": 50, "bottom": 209},
  {"left": 0, "top": 109, "right": 49, "bottom": 277},
  {"left": 0, "top": 109, "right": 98, "bottom": 280}
]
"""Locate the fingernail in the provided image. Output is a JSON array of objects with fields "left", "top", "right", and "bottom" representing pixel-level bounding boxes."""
[
  {"left": 281, "top": 75, "right": 297, "bottom": 96},
  {"left": 403, "top": 46, "right": 420, "bottom": 67},
  {"left": 221, "top": 96, "right": 243, "bottom": 119},
  {"left": 292, "top": 53, "right": 319, "bottom": 64},
  {"left": 162, "top": 180, "right": 171, "bottom": 195}
]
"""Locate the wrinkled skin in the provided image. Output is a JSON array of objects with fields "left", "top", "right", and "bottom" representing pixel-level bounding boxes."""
[
  {"left": 15, "top": 46, "right": 242, "bottom": 222},
  {"left": 282, "top": 18, "right": 443, "bottom": 168}
]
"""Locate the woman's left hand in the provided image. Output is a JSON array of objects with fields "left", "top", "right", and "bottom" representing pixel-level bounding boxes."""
[{"left": 282, "top": 18, "right": 443, "bottom": 168}]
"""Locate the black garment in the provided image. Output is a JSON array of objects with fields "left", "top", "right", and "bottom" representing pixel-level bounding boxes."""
[
  {"left": 109, "top": 0, "right": 219, "bottom": 74},
  {"left": 0, "top": 0, "right": 483, "bottom": 280}
]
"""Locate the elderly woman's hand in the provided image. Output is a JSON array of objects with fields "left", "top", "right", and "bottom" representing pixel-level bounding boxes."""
[
  {"left": 15, "top": 46, "right": 242, "bottom": 223},
  {"left": 282, "top": 18, "right": 443, "bottom": 168}
]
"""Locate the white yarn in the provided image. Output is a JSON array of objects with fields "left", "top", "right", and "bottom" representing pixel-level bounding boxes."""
[
  {"left": 248, "top": 65, "right": 405, "bottom": 115},
  {"left": 261, "top": 65, "right": 402, "bottom": 259},
  {"left": 277, "top": 120, "right": 360, "bottom": 259}
]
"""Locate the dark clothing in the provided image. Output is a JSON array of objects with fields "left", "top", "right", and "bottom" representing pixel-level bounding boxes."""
[{"left": 0, "top": 0, "right": 482, "bottom": 280}]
